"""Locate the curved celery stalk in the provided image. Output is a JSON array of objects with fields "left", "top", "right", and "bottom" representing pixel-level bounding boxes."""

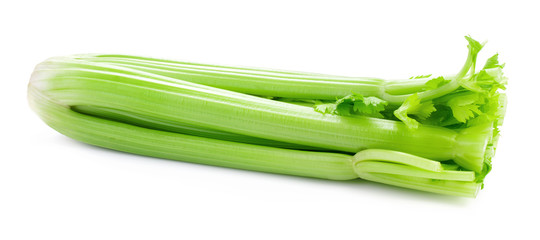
[
  {"left": 28, "top": 86, "right": 481, "bottom": 197},
  {"left": 28, "top": 86, "right": 357, "bottom": 180},
  {"left": 71, "top": 105, "right": 325, "bottom": 151},
  {"left": 72, "top": 54, "right": 386, "bottom": 101},
  {"left": 73, "top": 37, "right": 479, "bottom": 105},
  {"left": 29, "top": 57, "right": 491, "bottom": 173}
]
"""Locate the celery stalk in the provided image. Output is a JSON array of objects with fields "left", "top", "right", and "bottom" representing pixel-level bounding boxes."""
[
  {"left": 30, "top": 57, "right": 491, "bottom": 173},
  {"left": 73, "top": 54, "right": 386, "bottom": 100},
  {"left": 28, "top": 86, "right": 357, "bottom": 180},
  {"left": 72, "top": 36, "right": 479, "bottom": 105},
  {"left": 28, "top": 86, "right": 481, "bottom": 197},
  {"left": 71, "top": 105, "right": 325, "bottom": 151}
]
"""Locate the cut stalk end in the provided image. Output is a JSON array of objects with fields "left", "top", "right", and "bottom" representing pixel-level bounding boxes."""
[{"left": 353, "top": 149, "right": 481, "bottom": 197}]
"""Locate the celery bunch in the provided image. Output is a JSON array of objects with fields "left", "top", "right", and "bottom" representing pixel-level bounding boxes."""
[{"left": 28, "top": 36, "right": 506, "bottom": 197}]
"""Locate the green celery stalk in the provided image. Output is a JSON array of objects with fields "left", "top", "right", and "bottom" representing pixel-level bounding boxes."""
[
  {"left": 29, "top": 56, "right": 492, "bottom": 173},
  {"left": 72, "top": 53, "right": 387, "bottom": 101},
  {"left": 28, "top": 86, "right": 357, "bottom": 180},
  {"left": 71, "top": 36, "right": 480, "bottom": 105},
  {"left": 28, "top": 85, "right": 481, "bottom": 197},
  {"left": 71, "top": 105, "right": 325, "bottom": 151}
]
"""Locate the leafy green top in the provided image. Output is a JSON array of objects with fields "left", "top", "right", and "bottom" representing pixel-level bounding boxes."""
[{"left": 313, "top": 38, "right": 506, "bottom": 131}]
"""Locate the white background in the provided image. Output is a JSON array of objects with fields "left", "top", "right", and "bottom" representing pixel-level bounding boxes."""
[{"left": 1, "top": 0, "right": 538, "bottom": 239}]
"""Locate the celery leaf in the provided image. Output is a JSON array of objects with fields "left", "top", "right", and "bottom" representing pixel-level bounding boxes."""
[
  {"left": 314, "top": 94, "right": 388, "bottom": 117},
  {"left": 394, "top": 94, "right": 436, "bottom": 129},
  {"left": 447, "top": 93, "right": 483, "bottom": 123}
]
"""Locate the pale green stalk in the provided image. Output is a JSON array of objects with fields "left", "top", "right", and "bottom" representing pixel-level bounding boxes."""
[
  {"left": 73, "top": 36, "right": 478, "bottom": 105},
  {"left": 28, "top": 86, "right": 480, "bottom": 197},
  {"left": 29, "top": 57, "right": 491, "bottom": 173}
]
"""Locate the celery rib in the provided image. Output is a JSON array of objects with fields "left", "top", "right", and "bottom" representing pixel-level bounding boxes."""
[
  {"left": 71, "top": 105, "right": 325, "bottom": 151},
  {"left": 73, "top": 37, "right": 476, "bottom": 105},
  {"left": 74, "top": 55, "right": 386, "bottom": 100},
  {"left": 28, "top": 85, "right": 481, "bottom": 197},
  {"left": 29, "top": 86, "right": 358, "bottom": 180},
  {"left": 31, "top": 59, "right": 482, "bottom": 165}
]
